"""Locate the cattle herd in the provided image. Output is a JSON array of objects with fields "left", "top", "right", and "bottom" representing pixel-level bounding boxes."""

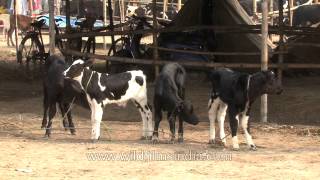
[{"left": 42, "top": 55, "right": 283, "bottom": 151}]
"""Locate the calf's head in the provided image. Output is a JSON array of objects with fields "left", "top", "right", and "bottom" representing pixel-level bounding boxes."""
[
  {"left": 260, "top": 70, "right": 283, "bottom": 95},
  {"left": 178, "top": 100, "right": 199, "bottom": 125},
  {"left": 63, "top": 59, "right": 93, "bottom": 80}
]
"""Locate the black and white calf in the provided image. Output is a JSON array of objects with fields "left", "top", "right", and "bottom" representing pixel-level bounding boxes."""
[
  {"left": 63, "top": 59, "right": 153, "bottom": 141},
  {"left": 152, "top": 63, "right": 199, "bottom": 143},
  {"left": 208, "top": 68, "right": 282, "bottom": 150}
]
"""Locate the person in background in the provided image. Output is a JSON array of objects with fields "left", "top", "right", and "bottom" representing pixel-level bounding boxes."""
[{"left": 9, "top": 0, "right": 30, "bottom": 15}]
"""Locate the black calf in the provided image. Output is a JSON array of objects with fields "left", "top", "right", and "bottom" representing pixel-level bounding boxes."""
[
  {"left": 208, "top": 68, "right": 282, "bottom": 150},
  {"left": 152, "top": 63, "right": 199, "bottom": 143},
  {"left": 42, "top": 55, "right": 89, "bottom": 137}
]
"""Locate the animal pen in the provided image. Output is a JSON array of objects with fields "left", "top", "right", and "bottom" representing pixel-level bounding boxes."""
[{"left": 42, "top": 0, "right": 320, "bottom": 123}]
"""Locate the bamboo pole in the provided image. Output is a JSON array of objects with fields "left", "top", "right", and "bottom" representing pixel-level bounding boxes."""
[
  {"left": 57, "top": 24, "right": 320, "bottom": 40},
  {"left": 62, "top": 49, "right": 320, "bottom": 69},
  {"left": 261, "top": 0, "right": 268, "bottom": 123},
  {"left": 108, "top": 0, "right": 116, "bottom": 54},
  {"left": 163, "top": 0, "right": 168, "bottom": 19},
  {"left": 278, "top": 0, "right": 284, "bottom": 85},
  {"left": 253, "top": 0, "right": 257, "bottom": 15},
  {"left": 270, "top": 0, "right": 274, "bottom": 41},
  {"left": 103, "top": 0, "right": 107, "bottom": 50},
  {"left": 49, "top": 0, "right": 55, "bottom": 54},
  {"left": 14, "top": 0, "right": 18, "bottom": 62},
  {"left": 289, "top": 0, "right": 294, "bottom": 26},
  {"left": 270, "top": 0, "right": 274, "bottom": 25},
  {"left": 178, "top": 0, "right": 181, "bottom": 10},
  {"left": 153, "top": 0, "right": 159, "bottom": 75}
]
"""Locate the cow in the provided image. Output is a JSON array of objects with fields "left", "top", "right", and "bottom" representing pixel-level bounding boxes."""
[
  {"left": 7, "top": 14, "right": 33, "bottom": 46},
  {"left": 152, "top": 63, "right": 199, "bottom": 143},
  {"left": 63, "top": 59, "right": 153, "bottom": 141},
  {"left": 42, "top": 55, "right": 90, "bottom": 137},
  {"left": 293, "top": 4, "right": 320, "bottom": 27},
  {"left": 207, "top": 68, "right": 282, "bottom": 150}
]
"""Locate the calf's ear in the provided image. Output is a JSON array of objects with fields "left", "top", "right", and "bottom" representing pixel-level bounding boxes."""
[{"left": 83, "top": 59, "right": 94, "bottom": 67}]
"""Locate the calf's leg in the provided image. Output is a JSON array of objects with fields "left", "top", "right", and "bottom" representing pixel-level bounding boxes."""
[
  {"left": 217, "top": 102, "right": 228, "bottom": 147},
  {"left": 41, "top": 89, "right": 49, "bottom": 129},
  {"left": 228, "top": 107, "right": 240, "bottom": 150},
  {"left": 134, "top": 99, "right": 153, "bottom": 140},
  {"left": 240, "top": 112, "right": 256, "bottom": 150},
  {"left": 45, "top": 103, "right": 57, "bottom": 137},
  {"left": 152, "top": 105, "right": 162, "bottom": 142},
  {"left": 208, "top": 97, "right": 219, "bottom": 144},
  {"left": 167, "top": 111, "right": 176, "bottom": 142},
  {"left": 58, "top": 103, "right": 69, "bottom": 130},
  {"left": 90, "top": 101, "right": 103, "bottom": 141},
  {"left": 64, "top": 103, "right": 76, "bottom": 135},
  {"left": 178, "top": 117, "right": 183, "bottom": 143}
]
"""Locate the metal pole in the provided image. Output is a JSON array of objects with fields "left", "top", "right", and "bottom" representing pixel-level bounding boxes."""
[
  {"left": 49, "top": 0, "right": 55, "bottom": 54},
  {"left": 261, "top": 0, "right": 268, "bottom": 123},
  {"left": 153, "top": 0, "right": 159, "bottom": 75}
]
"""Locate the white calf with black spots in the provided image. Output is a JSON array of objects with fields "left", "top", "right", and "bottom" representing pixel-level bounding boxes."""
[{"left": 64, "top": 59, "right": 153, "bottom": 141}]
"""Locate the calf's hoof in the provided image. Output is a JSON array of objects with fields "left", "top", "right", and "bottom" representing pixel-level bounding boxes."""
[
  {"left": 208, "top": 139, "right": 215, "bottom": 144},
  {"left": 145, "top": 136, "right": 152, "bottom": 140},
  {"left": 178, "top": 137, "right": 184, "bottom": 143},
  {"left": 70, "top": 130, "right": 76, "bottom": 135},
  {"left": 152, "top": 136, "right": 159, "bottom": 144},
  {"left": 91, "top": 136, "right": 100, "bottom": 143},
  {"left": 232, "top": 147, "right": 240, "bottom": 151},
  {"left": 250, "top": 144, "right": 257, "bottom": 151},
  {"left": 140, "top": 136, "right": 147, "bottom": 140},
  {"left": 44, "top": 133, "right": 50, "bottom": 138}
]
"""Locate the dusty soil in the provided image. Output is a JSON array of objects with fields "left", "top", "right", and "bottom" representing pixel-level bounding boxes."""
[{"left": 0, "top": 39, "right": 319, "bottom": 179}]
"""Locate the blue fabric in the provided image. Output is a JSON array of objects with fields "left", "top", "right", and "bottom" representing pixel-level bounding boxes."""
[{"left": 36, "top": 14, "right": 104, "bottom": 28}]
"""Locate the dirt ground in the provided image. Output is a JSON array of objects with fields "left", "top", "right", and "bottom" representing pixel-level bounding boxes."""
[{"left": 0, "top": 38, "right": 319, "bottom": 179}]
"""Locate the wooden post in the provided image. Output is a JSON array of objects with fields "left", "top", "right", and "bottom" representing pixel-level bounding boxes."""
[
  {"left": 14, "top": 0, "right": 18, "bottom": 61},
  {"left": 163, "top": 0, "right": 168, "bottom": 19},
  {"left": 178, "top": 0, "right": 182, "bottom": 10},
  {"left": 253, "top": 0, "right": 257, "bottom": 15},
  {"left": 28, "top": 0, "right": 33, "bottom": 16},
  {"left": 270, "top": 0, "right": 274, "bottom": 25},
  {"left": 49, "top": 0, "right": 55, "bottom": 54},
  {"left": 153, "top": 0, "right": 159, "bottom": 75},
  {"left": 261, "top": 0, "right": 268, "bottom": 123},
  {"left": 65, "top": 0, "right": 71, "bottom": 62},
  {"left": 121, "top": 0, "right": 125, "bottom": 23},
  {"left": 289, "top": 0, "right": 293, "bottom": 26},
  {"left": 108, "top": 0, "right": 116, "bottom": 54},
  {"left": 278, "top": 0, "right": 284, "bottom": 85},
  {"left": 103, "top": 0, "right": 107, "bottom": 50},
  {"left": 65, "top": 0, "right": 71, "bottom": 31},
  {"left": 270, "top": 0, "right": 274, "bottom": 41},
  {"left": 56, "top": 0, "right": 61, "bottom": 15}
]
